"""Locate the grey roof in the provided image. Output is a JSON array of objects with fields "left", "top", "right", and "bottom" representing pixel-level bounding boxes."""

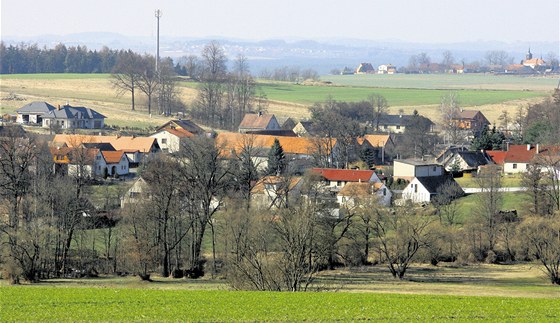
[
  {"left": 416, "top": 176, "right": 462, "bottom": 194},
  {"left": 81, "top": 143, "right": 116, "bottom": 151},
  {"left": 378, "top": 114, "right": 435, "bottom": 127},
  {"left": 16, "top": 101, "right": 56, "bottom": 114},
  {"left": 245, "top": 130, "right": 297, "bottom": 137},
  {"left": 42, "top": 105, "right": 106, "bottom": 120},
  {"left": 457, "top": 151, "right": 490, "bottom": 168}
]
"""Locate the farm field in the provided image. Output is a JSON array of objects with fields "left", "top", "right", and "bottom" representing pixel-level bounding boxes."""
[
  {"left": 322, "top": 73, "right": 560, "bottom": 91},
  {"left": 454, "top": 192, "right": 531, "bottom": 223},
  {"left": 2, "top": 264, "right": 560, "bottom": 321},
  {"left": 1, "top": 73, "right": 553, "bottom": 128}
]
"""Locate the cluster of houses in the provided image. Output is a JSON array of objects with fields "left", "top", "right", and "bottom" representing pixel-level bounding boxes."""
[
  {"left": 346, "top": 49, "right": 556, "bottom": 75},
  {"left": 10, "top": 101, "right": 559, "bottom": 215}
]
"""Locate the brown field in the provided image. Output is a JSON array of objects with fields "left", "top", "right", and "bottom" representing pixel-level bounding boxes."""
[{"left": 0, "top": 76, "right": 547, "bottom": 128}]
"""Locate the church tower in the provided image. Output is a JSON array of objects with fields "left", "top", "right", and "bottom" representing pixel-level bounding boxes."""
[{"left": 525, "top": 47, "right": 533, "bottom": 60}]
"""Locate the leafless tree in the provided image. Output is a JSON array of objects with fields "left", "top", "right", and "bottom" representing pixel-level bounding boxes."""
[
  {"left": 440, "top": 92, "right": 463, "bottom": 145},
  {"left": 441, "top": 50, "right": 455, "bottom": 68},
  {"left": 473, "top": 166, "right": 503, "bottom": 253},
  {"left": 368, "top": 93, "right": 388, "bottom": 132},
  {"left": 136, "top": 55, "right": 159, "bottom": 115},
  {"left": 111, "top": 50, "right": 142, "bottom": 111}
]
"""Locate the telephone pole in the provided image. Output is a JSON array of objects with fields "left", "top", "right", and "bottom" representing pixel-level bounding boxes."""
[{"left": 155, "top": 9, "right": 162, "bottom": 73}]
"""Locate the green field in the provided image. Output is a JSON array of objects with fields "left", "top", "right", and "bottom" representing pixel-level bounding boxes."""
[
  {"left": 183, "top": 80, "right": 547, "bottom": 107},
  {"left": 2, "top": 285, "right": 559, "bottom": 321},
  {"left": 322, "top": 73, "right": 560, "bottom": 91},
  {"left": 455, "top": 192, "right": 531, "bottom": 222}
]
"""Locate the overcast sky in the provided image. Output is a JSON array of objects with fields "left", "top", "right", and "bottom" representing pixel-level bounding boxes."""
[{"left": 2, "top": 0, "right": 559, "bottom": 43}]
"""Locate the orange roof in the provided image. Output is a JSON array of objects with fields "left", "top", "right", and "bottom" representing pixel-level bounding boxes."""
[
  {"left": 239, "top": 113, "right": 276, "bottom": 130},
  {"left": 523, "top": 58, "right": 546, "bottom": 66},
  {"left": 216, "top": 132, "right": 335, "bottom": 156},
  {"left": 486, "top": 150, "right": 506, "bottom": 165},
  {"left": 101, "top": 150, "right": 127, "bottom": 164},
  {"left": 53, "top": 134, "right": 157, "bottom": 153},
  {"left": 358, "top": 134, "right": 391, "bottom": 147},
  {"left": 311, "top": 168, "right": 375, "bottom": 182},
  {"left": 164, "top": 127, "right": 194, "bottom": 138}
]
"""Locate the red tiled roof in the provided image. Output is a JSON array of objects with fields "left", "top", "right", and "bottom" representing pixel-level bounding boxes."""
[
  {"left": 504, "top": 145, "right": 538, "bottom": 163},
  {"left": 216, "top": 132, "right": 334, "bottom": 156},
  {"left": 311, "top": 168, "right": 374, "bottom": 182},
  {"left": 101, "top": 150, "right": 126, "bottom": 164},
  {"left": 338, "top": 182, "right": 383, "bottom": 196},
  {"left": 53, "top": 134, "right": 157, "bottom": 153},
  {"left": 357, "top": 134, "right": 391, "bottom": 147},
  {"left": 486, "top": 150, "right": 507, "bottom": 165},
  {"left": 251, "top": 176, "right": 302, "bottom": 194}
]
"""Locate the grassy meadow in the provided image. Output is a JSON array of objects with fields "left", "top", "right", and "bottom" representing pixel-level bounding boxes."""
[
  {"left": 1, "top": 263, "right": 559, "bottom": 321},
  {"left": 1, "top": 73, "right": 555, "bottom": 128}
]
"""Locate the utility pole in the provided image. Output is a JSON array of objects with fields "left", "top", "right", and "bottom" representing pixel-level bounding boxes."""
[
  {"left": 155, "top": 9, "right": 162, "bottom": 73},
  {"left": 155, "top": 9, "right": 162, "bottom": 115}
]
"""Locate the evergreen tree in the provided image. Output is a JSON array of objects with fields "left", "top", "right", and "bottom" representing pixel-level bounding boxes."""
[{"left": 266, "top": 138, "right": 286, "bottom": 175}]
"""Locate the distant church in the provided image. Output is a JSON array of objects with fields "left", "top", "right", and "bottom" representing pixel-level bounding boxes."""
[{"left": 522, "top": 48, "right": 546, "bottom": 69}]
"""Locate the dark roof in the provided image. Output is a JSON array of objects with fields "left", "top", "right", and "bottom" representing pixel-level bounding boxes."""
[
  {"left": 457, "top": 151, "right": 490, "bottom": 168},
  {"left": 0, "top": 125, "right": 27, "bottom": 138},
  {"left": 378, "top": 114, "right": 434, "bottom": 127},
  {"left": 245, "top": 130, "right": 297, "bottom": 137},
  {"left": 416, "top": 176, "right": 461, "bottom": 194},
  {"left": 42, "top": 105, "right": 106, "bottom": 120},
  {"left": 16, "top": 101, "right": 56, "bottom": 114},
  {"left": 81, "top": 142, "right": 116, "bottom": 151}
]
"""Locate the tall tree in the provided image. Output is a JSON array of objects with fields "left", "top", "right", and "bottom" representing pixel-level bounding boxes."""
[
  {"left": 266, "top": 138, "right": 287, "bottom": 176},
  {"left": 111, "top": 50, "right": 142, "bottom": 111},
  {"left": 136, "top": 55, "right": 159, "bottom": 116},
  {"left": 369, "top": 93, "right": 388, "bottom": 132}
]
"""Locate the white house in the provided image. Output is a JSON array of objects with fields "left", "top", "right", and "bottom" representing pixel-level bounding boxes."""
[
  {"left": 311, "top": 168, "right": 381, "bottom": 192},
  {"left": 393, "top": 159, "right": 443, "bottom": 181},
  {"left": 337, "top": 182, "right": 392, "bottom": 207},
  {"left": 16, "top": 101, "right": 56, "bottom": 124},
  {"left": 401, "top": 176, "right": 462, "bottom": 204},
  {"left": 41, "top": 104, "right": 106, "bottom": 129}
]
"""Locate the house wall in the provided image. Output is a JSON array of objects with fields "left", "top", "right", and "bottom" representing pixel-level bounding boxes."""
[
  {"left": 402, "top": 178, "right": 432, "bottom": 203},
  {"left": 150, "top": 131, "right": 181, "bottom": 153},
  {"left": 415, "top": 165, "right": 443, "bottom": 177},
  {"left": 393, "top": 161, "right": 416, "bottom": 178},
  {"left": 69, "top": 164, "right": 94, "bottom": 178},
  {"left": 42, "top": 118, "right": 104, "bottom": 129},
  {"left": 379, "top": 124, "right": 405, "bottom": 133},
  {"left": 266, "top": 117, "right": 281, "bottom": 131},
  {"left": 504, "top": 162, "right": 528, "bottom": 174}
]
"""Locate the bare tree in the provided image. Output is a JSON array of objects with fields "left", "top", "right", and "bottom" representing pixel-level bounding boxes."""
[
  {"left": 372, "top": 205, "right": 432, "bottom": 279},
  {"left": 441, "top": 50, "right": 455, "bottom": 68},
  {"left": 369, "top": 93, "right": 388, "bottom": 132},
  {"left": 440, "top": 92, "right": 463, "bottom": 145},
  {"left": 136, "top": 55, "right": 158, "bottom": 115},
  {"left": 111, "top": 50, "right": 142, "bottom": 111},
  {"left": 473, "top": 166, "right": 503, "bottom": 253}
]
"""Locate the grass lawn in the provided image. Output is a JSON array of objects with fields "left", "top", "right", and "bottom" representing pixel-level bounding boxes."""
[
  {"left": 455, "top": 174, "right": 523, "bottom": 188},
  {"left": 455, "top": 192, "right": 531, "bottom": 222},
  {"left": 2, "top": 263, "right": 559, "bottom": 321}
]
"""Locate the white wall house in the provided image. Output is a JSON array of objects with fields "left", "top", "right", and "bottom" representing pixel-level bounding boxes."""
[
  {"left": 401, "top": 176, "right": 463, "bottom": 204},
  {"left": 393, "top": 160, "right": 443, "bottom": 181}
]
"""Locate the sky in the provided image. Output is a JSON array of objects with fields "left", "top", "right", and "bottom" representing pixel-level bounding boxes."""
[{"left": 1, "top": 0, "right": 559, "bottom": 44}]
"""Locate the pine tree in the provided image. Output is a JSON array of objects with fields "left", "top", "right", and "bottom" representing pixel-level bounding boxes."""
[{"left": 266, "top": 138, "right": 286, "bottom": 175}]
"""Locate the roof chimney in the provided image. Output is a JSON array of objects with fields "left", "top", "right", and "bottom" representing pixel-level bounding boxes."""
[
  {"left": 57, "top": 104, "right": 61, "bottom": 110},
  {"left": 536, "top": 144, "right": 540, "bottom": 154},
  {"left": 527, "top": 144, "right": 531, "bottom": 151},
  {"left": 258, "top": 111, "right": 263, "bottom": 117}
]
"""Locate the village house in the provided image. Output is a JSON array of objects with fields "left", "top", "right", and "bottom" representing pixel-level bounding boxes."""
[
  {"left": 250, "top": 176, "right": 304, "bottom": 209},
  {"left": 376, "top": 114, "right": 435, "bottom": 134},
  {"left": 355, "top": 63, "right": 375, "bottom": 74},
  {"left": 393, "top": 159, "right": 444, "bottom": 181},
  {"left": 401, "top": 175, "right": 462, "bottom": 204},
  {"left": 357, "top": 134, "right": 395, "bottom": 165},
  {"left": 50, "top": 146, "right": 130, "bottom": 178},
  {"left": 503, "top": 144, "right": 542, "bottom": 174},
  {"left": 377, "top": 64, "right": 397, "bottom": 74},
  {"left": 17, "top": 101, "right": 106, "bottom": 129},
  {"left": 310, "top": 168, "right": 381, "bottom": 192},
  {"left": 150, "top": 119, "right": 205, "bottom": 153},
  {"left": 293, "top": 121, "right": 320, "bottom": 137},
  {"left": 450, "top": 110, "right": 490, "bottom": 134},
  {"left": 337, "top": 181, "right": 392, "bottom": 207},
  {"left": 436, "top": 147, "right": 492, "bottom": 173},
  {"left": 238, "top": 112, "right": 281, "bottom": 133},
  {"left": 216, "top": 132, "right": 338, "bottom": 173},
  {"left": 16, "top": 101, "right": 56, "bottom": 125},
  {"left": 52, "top": 134, "right": 159, "bottom": 167}
]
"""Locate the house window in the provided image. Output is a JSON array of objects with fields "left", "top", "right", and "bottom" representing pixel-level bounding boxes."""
[
  {"left": 513, "top": 163, "right": 517, "bottom": 169},
  {"left": 383, "top": 188, "right": 387, "bottom": 196},
  {"left": 414, "top": 184, "right": 418, "bottom": 193},
  {"left": 337, "top": 181, "right": 342, "bottom": 186},
  {"left": 162, "top": 138, "right": 167, "bottom": 144},
  {"left": 396, "top": 125, "right": 401, "bottom": 130},
  {"left": 433, "top": 166, "right": 437, "bottom": 172}
]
